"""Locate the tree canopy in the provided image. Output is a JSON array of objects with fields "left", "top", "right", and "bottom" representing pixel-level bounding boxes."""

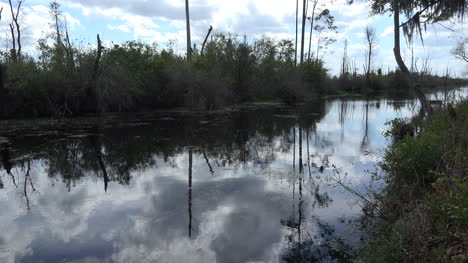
[{"left": 352, "top": 0, "right": 467, "bottom": 43}]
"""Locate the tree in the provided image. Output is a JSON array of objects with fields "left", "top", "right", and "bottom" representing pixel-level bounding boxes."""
[
  {"left": 0, "top": 7, "right": 4, "bottom": 100},
  {"left": 201, "top": 25, "right": 213, "bottom": 55},
  {"left": 7, "top": 0, "right": 24, "bottom": 61},
  {"left": 295, "top": 0, "right": 299, "bottom": 66},
  {"left": 46, "top": 1, "right": 75, "bottom": 70},
  {"left": 451, "top": 38, "right": 468, "bottom": 63},
  {"left": 306, "top": 1, "right": 336, "bottom": 63},
  {"left": 185, "top": 0, "right": 192, "bottom": 61},
  {"left": 340, "top": 38, "right": 349, "bottom": 80},
  {"left": 362, "top": 0, "right": 467, "bottom": 115},
  {"left": 300, "top": 0, "right": 307, "bottom": 64},
  {"left": 363, "top": 25, "right": 376, "bottom": 83},
  {"left": 313, "top": 25, "right": 336, "bottom": 62},
  {"left": 49, "top": 1, "right": 64, "bottom": 67},
  {"left": 312, "top": 9, "right": 337, "bottom": 62},
  {"left": 50, "top": 1, "right": 62, "bottom": 46},
  {"left": 306, "top": 0, "right": 319, "bottom": 62}
]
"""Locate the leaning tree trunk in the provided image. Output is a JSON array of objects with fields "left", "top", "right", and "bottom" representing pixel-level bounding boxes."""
[
  {"left": 307, "top": 1, "right": 317, "bottom": 63},
  {"left": 393, "top": 1, "right": 432, "bottom": 115},
  {"left": 201, "top": 25, "right": 213, "bottom": 55}
]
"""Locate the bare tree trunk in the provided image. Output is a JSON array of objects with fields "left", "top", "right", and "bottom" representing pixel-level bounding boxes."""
[
  {"left": 316, "top": 34, "right": 321, "bottom": 62},
  {"left": 8, "top": 0, "right": 23, "bottom": 60},
  {"left": 86, "top": 34, "right": 103, "bottom": 113},
  {"left": 307, "top": 1, "right": 318, "bottom": 62},
  {"left": 93, "top": 34, "right": 102, "bottom": 86},
  {"left": 9, "top": 24, "right": 16, "bottom": 62},
  {"left": 65, "top": 27, "right": 74, "bottom": 69},
  {"left": 15, "top": 19, "right": 21, "bottom": 59},
  {"left": 365, "top": 25, "right": 376, "bottom": 85},
  {"left": 185, "top": 0, "right": 192, "bottom": 61},
  {"left": 393, "top": 1, "right": 432, "bottom": 115},
  {"left": 367, "top": 44, "right": 372, "bottom": 81},
  {"left": 201, "top": 25, "right": 213, "bottom": 55},
  {"left": 54, "top": 10, "right": 61, "bottom": 46},
  {"left": 0, "top": 8, "right": 5, "bottom": 100},
  {"left": 295, "top": 0, "right": 298, "bottom": 66},
  {"left": 300, "top": 0, "right": 307, "bottom": 64}
]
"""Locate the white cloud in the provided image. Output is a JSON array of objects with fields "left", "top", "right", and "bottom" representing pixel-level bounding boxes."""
[{"left": 381, "top": 26, "right": 393, "bottom": 37}]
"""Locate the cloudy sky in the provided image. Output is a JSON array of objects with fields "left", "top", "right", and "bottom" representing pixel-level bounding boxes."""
[{"left": 0, "top": 0, "right": 466, "bottom": 76}]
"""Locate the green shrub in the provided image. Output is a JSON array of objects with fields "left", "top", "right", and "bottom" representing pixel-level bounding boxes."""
[{"left": 360, "top": 100, "right": 468, "bottom": 262}]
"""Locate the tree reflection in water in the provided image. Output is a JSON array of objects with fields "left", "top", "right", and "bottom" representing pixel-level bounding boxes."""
[{"left": 0, "top": 95, "right": 433, "bottom": 262}]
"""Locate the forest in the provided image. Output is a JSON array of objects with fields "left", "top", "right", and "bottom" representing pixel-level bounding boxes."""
[{"left": 0, "top": 0, "right": 465, "bottom": 118}]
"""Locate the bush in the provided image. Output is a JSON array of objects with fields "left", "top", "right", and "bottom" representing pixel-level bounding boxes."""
[{"left": 360, "top": 100, "right": 468, "bottom": 262}]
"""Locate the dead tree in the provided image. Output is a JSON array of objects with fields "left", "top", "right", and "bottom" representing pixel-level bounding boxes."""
[
  {"left": 50, "top": 1, "right": 61, "bottom": 46},
  {"left": 8, "top": 24, "right": 16, "bottom": 61},
  {"left": 364, "top": 25, "right": 376, "bottom": 84},
  {"left": 452, "top": 38, "right": 468, "bottom": 63},
  {"left": 295, "top": 0, "right": 298, "bottom": 66},
  {"left": 201, "top": 25, "right": 213, "bottom": 55},
  {"left": 64, "top": 18, "right": 75, "bottom": 69},
  {"left": 85, "top": 34, "right": 103, "bottom": 113},
  {"left": 299, "top": 0, "right": 307, "bottom": 64},
  {"left": 185, "top": 0, "right": 192, "bottom": 61},
  {"left": 8, "top": 0, "right": 23, "bottom": 61}
]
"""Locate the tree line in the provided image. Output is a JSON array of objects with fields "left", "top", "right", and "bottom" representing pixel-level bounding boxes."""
[{"left": 0, "top": 0, "right": 465, "bottom": 118}]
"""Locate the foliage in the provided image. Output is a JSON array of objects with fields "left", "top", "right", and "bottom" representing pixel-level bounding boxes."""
[
  {"left": 360, "top": 100, "right": 468, "bottom": 262},
  {"left": 0, "top": 2, "right": 466, "bottom": 118},
  {"left": 367, "top": 0, "right": 467, "bottom": 43}
]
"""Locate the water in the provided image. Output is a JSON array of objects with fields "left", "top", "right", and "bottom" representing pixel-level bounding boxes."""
[{"left": 0, "top": 88, "right": 466, "bottom": 263}]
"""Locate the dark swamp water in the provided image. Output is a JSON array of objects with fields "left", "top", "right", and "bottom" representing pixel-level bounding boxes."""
[{"left": 0, "top": 89, "right": 466, "bottom": 263}]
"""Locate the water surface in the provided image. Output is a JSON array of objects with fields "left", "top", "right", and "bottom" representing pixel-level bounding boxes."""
[{"left": 0, "top": 88, "right": 466, "bottom": 263}]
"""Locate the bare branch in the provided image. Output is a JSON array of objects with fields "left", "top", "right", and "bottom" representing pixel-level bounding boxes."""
[{"left": 451, "top": 38, "right": 468, "bottom": 63}]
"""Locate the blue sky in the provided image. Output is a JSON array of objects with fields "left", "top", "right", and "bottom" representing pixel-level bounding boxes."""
[{"left": 1, "top": 0, "right": 467, "bottom": 76}]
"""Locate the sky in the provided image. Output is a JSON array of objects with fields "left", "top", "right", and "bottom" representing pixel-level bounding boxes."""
[{"left": 0, "top": 0, "right": 466, "bottom": 77}]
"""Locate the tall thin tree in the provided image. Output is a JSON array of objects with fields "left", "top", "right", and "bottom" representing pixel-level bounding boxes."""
[
  {"left": 8, "top": 0, "right": 24, "bottom": 61},
  {"left": 307, "top": 0, "right": 319, "bottom": 62},
  {"left": 295, "top": 0, "right": 298, "bottom": 66},
  {"left": 185, "top": 0, "right": 192, "bottom": 61},
  {"left": 0, "top": 7, "right": 4, "bottom": 107},
  {"left": 364, "top": 25, "right": 376, "bottom": 83},
  {"left": 299, "top": 0, "right": 307, "bottom": 64}
]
